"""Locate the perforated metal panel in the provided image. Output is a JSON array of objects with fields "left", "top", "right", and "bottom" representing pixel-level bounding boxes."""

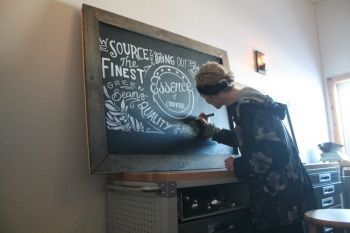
[{"left": 108, "top": 189, "right": 161, "bottom": 233}]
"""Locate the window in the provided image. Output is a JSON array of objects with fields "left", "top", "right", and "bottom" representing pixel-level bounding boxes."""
[{"left": 328, "top": 75, "right": 350, "bottom": 156}]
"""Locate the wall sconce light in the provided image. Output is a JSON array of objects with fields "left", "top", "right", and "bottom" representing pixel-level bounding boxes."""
[{"left": 254, "top": 50, "right": 266, "bottom": 75}]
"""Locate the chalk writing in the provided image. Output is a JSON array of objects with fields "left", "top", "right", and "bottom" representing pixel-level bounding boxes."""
[
  {"left": 151, "top": 66, "right": 194, "bottom": 119},
  {"left": 99, "top": 34, "right": 200, "bottom": 136}
]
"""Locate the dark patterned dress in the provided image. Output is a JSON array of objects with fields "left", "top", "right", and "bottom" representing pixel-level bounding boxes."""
[{"left": 212, "top": 88, "right": 316, "bottom": 233}]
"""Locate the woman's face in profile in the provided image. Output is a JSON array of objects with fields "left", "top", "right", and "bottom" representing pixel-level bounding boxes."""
[{"left": 201, "top": 94, "right": 224, "bottom": 109}]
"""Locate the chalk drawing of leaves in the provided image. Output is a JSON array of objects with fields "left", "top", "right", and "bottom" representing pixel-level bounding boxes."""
[
  {"left": 105, "top": 100, "right": 116, "bottom": 111},
  {"left": 105, "top": 99, "right": 130, "bottom": 131},
  {"left": 120, "top": 99, "right": 127, "bottom": 112},
  {"left": 129, "top": 115, "right": 144, "bottom": 132},
  {"left": 105, "top": 99, "right": 144, "bottom": 132},
  {"left": 103, "top": 86, "right": 110, "bottom": 99},
  {"left": 121, "top": 101, "right": 144, "bottom": 132}
]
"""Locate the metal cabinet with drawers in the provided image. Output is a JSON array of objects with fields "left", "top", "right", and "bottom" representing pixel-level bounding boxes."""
[
  {"left": 340, "top": 162, "right": 350, "bottom": 209},
  {"left": 305, "top": 163, "right": 344, "bottom": 233}
]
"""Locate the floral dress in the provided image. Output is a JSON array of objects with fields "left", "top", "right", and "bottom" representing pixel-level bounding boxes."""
[{"left": 212, "top": 88, "right": 316, "bottom": 232}]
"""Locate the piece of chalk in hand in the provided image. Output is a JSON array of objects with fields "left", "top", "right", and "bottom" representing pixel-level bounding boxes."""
[{"left": 205, "top": 113, "right": 214, "bottom": 118}]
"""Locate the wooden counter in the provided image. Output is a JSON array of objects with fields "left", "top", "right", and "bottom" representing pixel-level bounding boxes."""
[{"left": 110, "top": 169, "right": 235, "bottom": 182}]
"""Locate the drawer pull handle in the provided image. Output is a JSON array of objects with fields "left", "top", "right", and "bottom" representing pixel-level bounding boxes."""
[
  {"left": 322, "top": 197, "right": 334, "bottom": 207},
  {"left": 319, "top": 173, "right": 331, "bottom": 182},
  {"left": 323, "top": 185, "right": 335, "bottom": 195}
]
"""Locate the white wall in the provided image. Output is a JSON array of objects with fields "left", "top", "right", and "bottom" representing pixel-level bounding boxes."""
[
  {"left": 0, "top": 0, "right": 328, "bottom": 232},
  {"left": 314, "top": 0, "right": 350, "bottom": 142},
  {"left": 315, "top": 0, "right": 350, "bottom": 78}
]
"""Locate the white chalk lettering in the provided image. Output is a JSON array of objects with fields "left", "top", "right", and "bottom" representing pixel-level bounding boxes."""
[
  {"left": 151, "top": 80, "right": 192, "bottom": 95},
  {"left": 101, "top": 57, "right": 145, "bottom": 84},
  {"left": 102, "top": 57, "right": 110, "bottom": 78},
  {"left": 111, "top": 89, "right": 146, "bottom": 102},
  {"left": 154, "top": 52, "right": 175, "bottom": 65},
  {"left": 138, "top": 102, "right": 169, "bottom": 129},
  {"left": 108, "top": 40, "right": 150, "bottom": 61},
  {"left": 165, "top": 101, "right": 184, "bottom": 109},
  {"left": 177, "top": 57, "right": 187, "bottom": 68},
  {"left": 120, "top": 56, "right": 138, "bottom": 68}
]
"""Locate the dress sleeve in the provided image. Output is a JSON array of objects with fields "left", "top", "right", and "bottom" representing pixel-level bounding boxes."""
[{"left": 212, "top": 129, "right": 239, "bottom": 147}]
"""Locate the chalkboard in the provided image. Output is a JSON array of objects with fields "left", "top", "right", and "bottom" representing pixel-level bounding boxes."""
[{"left": 82, "top": 4, "right": 234, "bottom": 173}]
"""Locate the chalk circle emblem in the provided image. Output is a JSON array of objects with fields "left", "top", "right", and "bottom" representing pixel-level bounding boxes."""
[{"left": 150, "top": 65, "right": 194, "bottom": 119}]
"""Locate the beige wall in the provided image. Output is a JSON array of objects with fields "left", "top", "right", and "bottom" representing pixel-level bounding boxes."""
[
  {"left": 0, "top": 1, "right": 106, "bottom": 233},
  {"left": 0, "top": 0, "right": 328, "bottom": 232}
]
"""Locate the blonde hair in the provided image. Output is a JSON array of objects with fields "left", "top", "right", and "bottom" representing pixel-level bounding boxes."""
[{"left": 195, "top": 62, "right": 235, "bottom": 86}]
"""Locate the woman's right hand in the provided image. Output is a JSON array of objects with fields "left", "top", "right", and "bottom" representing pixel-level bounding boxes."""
[
  {"left": 224, "top": 156, "right": 235, "bottom": 171},
  {"left": 197, "top": 112, "right": 220, "bottom": 138},
  {"left": 198, "top": 112, "right": 209, "bottom": 125}
]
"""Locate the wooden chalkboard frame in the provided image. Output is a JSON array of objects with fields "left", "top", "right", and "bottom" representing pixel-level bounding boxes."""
[{"left": 82, "top": 4, "right": 232, "bottom": 173}]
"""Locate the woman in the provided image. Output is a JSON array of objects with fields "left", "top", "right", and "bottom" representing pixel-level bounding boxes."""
[{"left": 195, "top": 62, "right": 315, "bottom": 233}]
